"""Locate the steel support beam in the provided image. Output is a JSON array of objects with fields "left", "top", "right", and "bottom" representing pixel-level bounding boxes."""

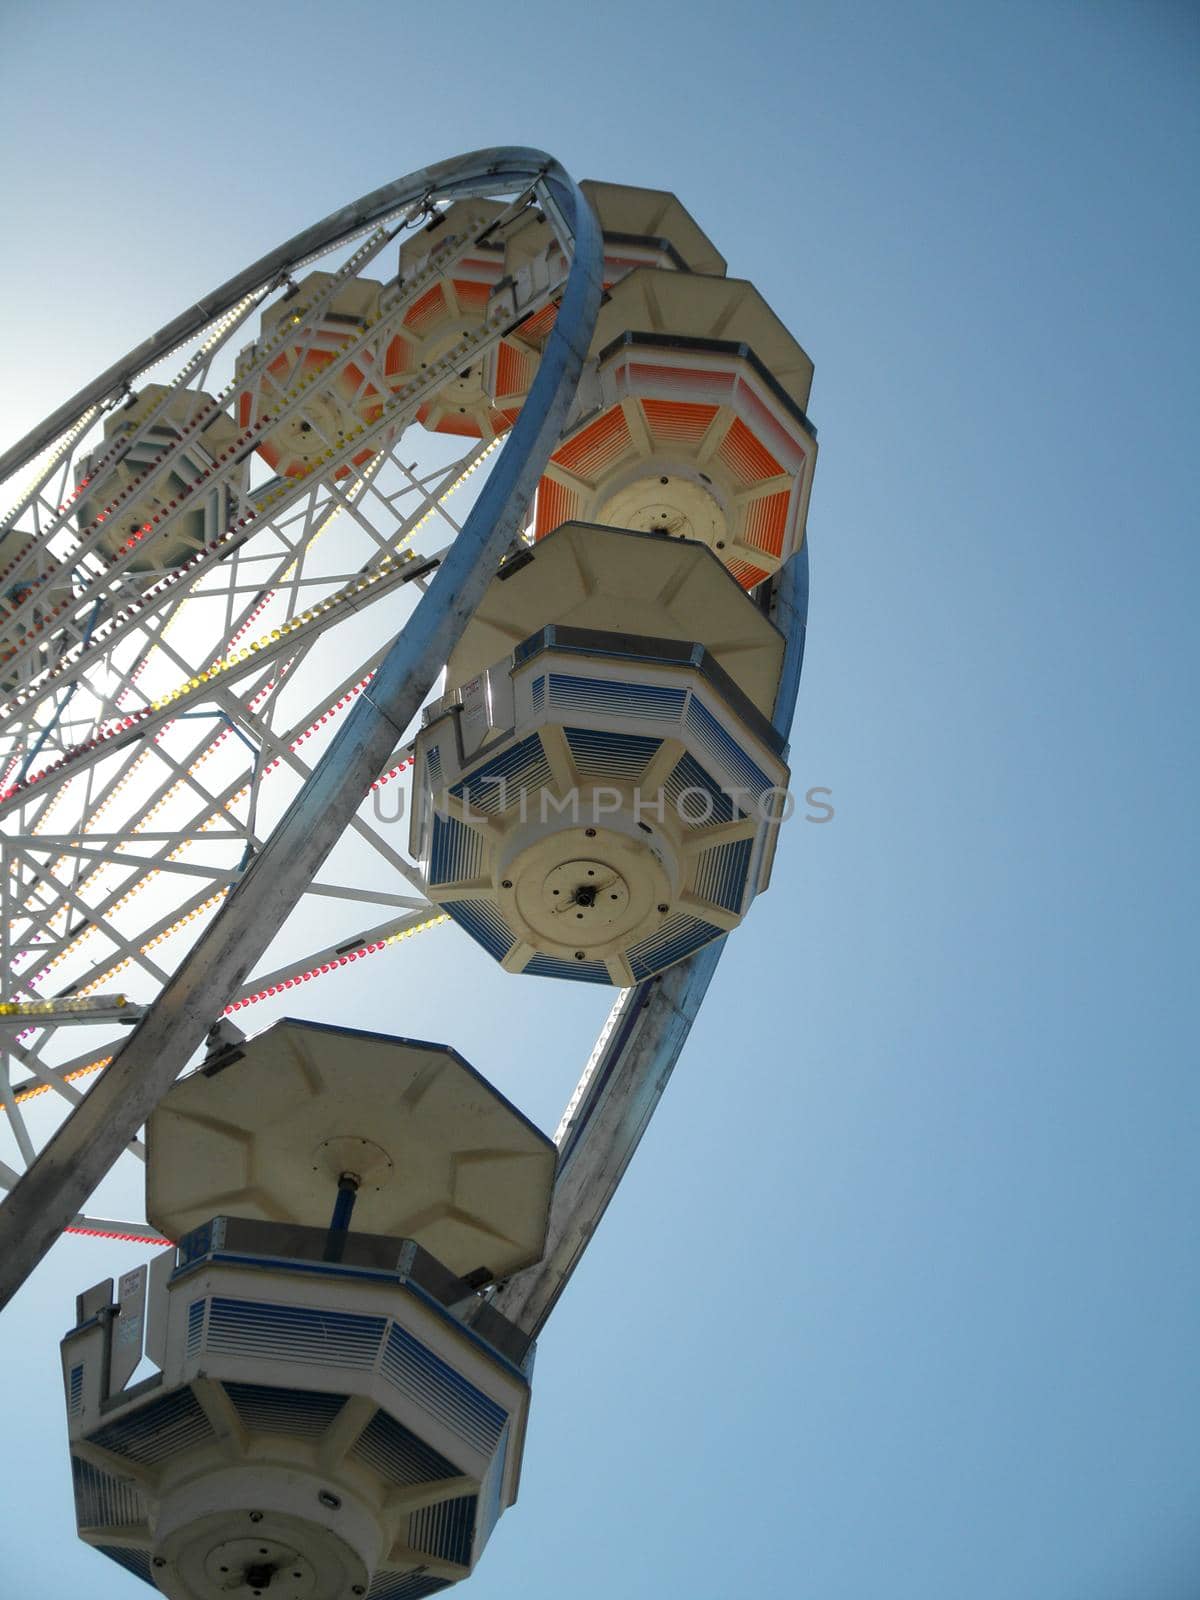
[{"left": 0, "top": 149, "right": 603, "bottom": 1310}]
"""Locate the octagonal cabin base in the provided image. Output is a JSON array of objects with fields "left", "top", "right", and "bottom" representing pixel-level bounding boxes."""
[
  {"left": 62, "top": 1221, "right": 534, "bottom": 1600},
  {"left": 413, "top": 628, "right": 789, "bottom": 985},
  {"left": 531, "top": 268, "right": 818, "bottom": 591}
]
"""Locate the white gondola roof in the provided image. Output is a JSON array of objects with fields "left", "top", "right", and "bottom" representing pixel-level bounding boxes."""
[{"left": 146, "top": 1018, "right": 556, "bottom": 1280}]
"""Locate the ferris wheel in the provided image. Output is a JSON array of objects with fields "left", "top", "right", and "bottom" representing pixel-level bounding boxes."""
[{"left": 0, "top": 149, "right": 816, "bottom": 1598}]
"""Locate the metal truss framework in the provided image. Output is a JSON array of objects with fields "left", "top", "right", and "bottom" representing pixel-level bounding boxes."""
[{"left": 0, "top": 148, "right": 809, "bottom": 1332}]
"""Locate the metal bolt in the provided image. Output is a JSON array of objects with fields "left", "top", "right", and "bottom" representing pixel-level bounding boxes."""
[
  {"left": 501, "top": 878, "right": 512, "bottom": 888},
  {"left": 585, "top": 827, "right": 596, "bottom": 837},
  {"left": 657, "top": 903, "right": 669, "bottom": 913},
  {"left": 152, "top": 1557, "right": 166, "bottom": 1568},
  {"left": 249, "top": 1511, "right": 263, "bottom": 1523},
  {"left": 574, "top": 951, "right": 586, "bottom": 960},
  {"left": 353, "top": 1588, "right": 366, "bottom": 1596}
]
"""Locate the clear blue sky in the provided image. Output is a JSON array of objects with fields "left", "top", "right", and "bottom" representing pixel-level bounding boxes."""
[{"left": 1, "top": 2, "right": 1197, "bottom": 1595}]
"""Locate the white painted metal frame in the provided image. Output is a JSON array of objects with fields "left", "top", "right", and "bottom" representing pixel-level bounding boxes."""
[
  {"left": 0, "top": 176, "right": 537, "bottom": 1168},
  {"left": 0, "top": 149, "right": 811, "bottom": 1348},
  {"left": 0, "top": 148, "right": 604, "bottom": 1305}
]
